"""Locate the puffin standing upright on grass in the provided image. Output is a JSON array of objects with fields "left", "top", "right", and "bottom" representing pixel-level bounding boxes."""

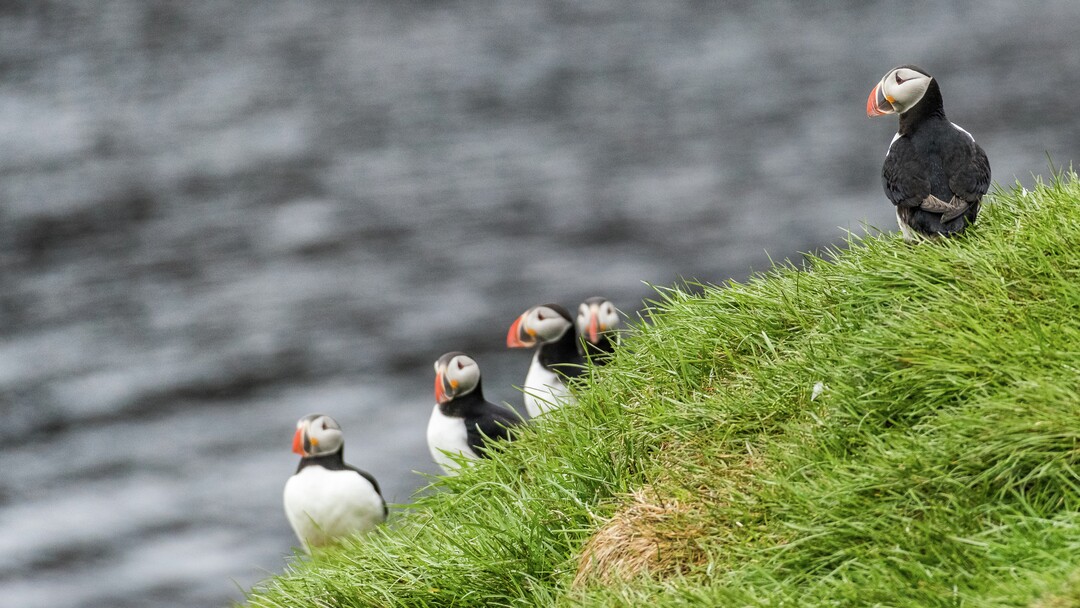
[
  {"left": 867, "top": 65, "right": 991, "bottom": 240},
  {"left": 507, "top": 304, "right": 585, "bottom": 418},
  {"left": 427, "top": 351, "right": 522, "bottom": 474},
  {"left": 283, "top": 414, "right": 387, "bottom": 552},
  {"left": 576, "top": 297, "right": 620, "bottom": 364}
]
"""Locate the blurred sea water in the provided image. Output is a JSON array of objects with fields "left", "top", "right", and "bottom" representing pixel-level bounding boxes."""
[{"left": 1, "top": 1, "right": 1078, "bottom": 606}]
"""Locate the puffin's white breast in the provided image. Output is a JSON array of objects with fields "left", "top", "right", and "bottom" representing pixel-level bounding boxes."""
[
  {"left": 895, "top": 207, "right": 918, "bottom": 242},
  {"left": 426, "top": 404, "right": 478, "bottom": 475},
  {"left": 523, "top": 352, "right": 576, "bottom": 418},
  {"left": 283, "top": 465, "right": 385, "bottom": 551}
]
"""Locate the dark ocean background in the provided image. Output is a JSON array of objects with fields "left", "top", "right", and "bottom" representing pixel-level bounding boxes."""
[{"left": 1, "top": 1, "right": 1078, "bottom": 606}]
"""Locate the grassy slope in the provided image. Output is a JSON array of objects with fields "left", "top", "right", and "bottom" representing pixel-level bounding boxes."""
[{"left": 246, "top": 174, "right": 1080, "bottom": 607}]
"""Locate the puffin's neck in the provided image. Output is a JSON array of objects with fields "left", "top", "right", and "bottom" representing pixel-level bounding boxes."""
[
  {"left": 584, "top": 333, "right": 616, "bottom": 357},
  {"left": 539, "top": 328, "right": 584, "bottom": 376},
  {"left": 898, "top": 78, "right": 946, "bottom": 135},
  {"left": 438, "top": 380, "right": 487, "bottom": 417},
  {"left": 297, "top": 449, "right": 346, "bottom": 473}
]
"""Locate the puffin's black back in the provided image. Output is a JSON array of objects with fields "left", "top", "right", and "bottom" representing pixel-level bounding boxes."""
[{"left": 438, "top": 380, "right": 522, "bottom": 456}]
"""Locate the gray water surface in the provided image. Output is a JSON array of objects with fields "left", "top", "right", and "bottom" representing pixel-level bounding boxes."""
[{"left": 2, "top": 2, "right": 1079, "bottom": 606}]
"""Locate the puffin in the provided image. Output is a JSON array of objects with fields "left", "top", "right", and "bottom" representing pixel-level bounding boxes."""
[
  {"left": 427, "top": 351, "right": 523, "bottom": 475},
  {"left": 576, "top": 296, "right": 621, "bottom": 364},
  {"left": 507, "top": 303, "right": 585, "bottom": 418},
  {"left": 866, "top": 65, "right": 991, "bottom": 240},
  {"left": 283, "top": 414, "right": 387, "bottom": 552}
]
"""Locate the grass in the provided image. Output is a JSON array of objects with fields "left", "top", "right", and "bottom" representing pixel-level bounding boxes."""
[{"left": 244, "top": 172, "right": 1080, "bottom": 607}]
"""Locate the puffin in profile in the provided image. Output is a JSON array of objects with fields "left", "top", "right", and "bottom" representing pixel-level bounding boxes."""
[
  {"left": 576, "top": 297, "right": 620, "bottom": 364},
  {"left": 507, "top": 303, "right": 584, "bottom": 418},
  {"left": 867, "top": 65, "right": 991, "bottom": 240},
  {"left": 427, "top": 351, "right": 523, "bottom": 475},
  {"left": 283, "top": 414, "right": 387, "bottom": 552}
]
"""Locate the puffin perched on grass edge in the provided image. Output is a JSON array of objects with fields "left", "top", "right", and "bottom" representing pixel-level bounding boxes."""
[
  {"left": 283, "top": 414, "right": 387, "bottom": 552},
  {"left": 867, "top": 65, "right": 991, "bottom": 240},
  {"left": 427, "top": 351, "right": 523, "bottom": 475},
  {"left": 576, "top": 296, "right": 620, "bottom": 364},
  {"left": 507, "top": 303, "right": 584, "bottom": 418}
]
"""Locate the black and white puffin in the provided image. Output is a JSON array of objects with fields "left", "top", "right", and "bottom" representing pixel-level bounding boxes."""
[
  {"left": 867, "top": 65, "right": 991, "bottom": 240},
  {"left": 427, "top": 351, "right": 523, "bottom": 475},
  {"left": 506, "top": 303, "right": 584, "bottom": 418},
  {"left": 576, "top": 296, "right": 621, "bottom": 364},
  {"left": 283, "top": 414, "right": 387, "bottom": 551}
]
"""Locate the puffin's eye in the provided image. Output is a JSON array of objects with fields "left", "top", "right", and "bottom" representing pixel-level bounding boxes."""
[
  {"left": 457, "top": 360, "right": 464, "bottom": 370},
  {"left": 321, "top": 420, "right": 328, "bottom": 430},
  {"left": 537, "top": 312, "right": 545, "bottom": 321},
  {"left": 895, "top": 73, "right": 905, "bottom": 85}
]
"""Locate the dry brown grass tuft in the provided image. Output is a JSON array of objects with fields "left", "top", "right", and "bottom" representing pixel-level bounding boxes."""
[
  {"left": 572, "top": 486, "right": 708, "bottom": 588},
  {"left": 1030, "top": 571, "right": 1080, "bottom": 608},
  {"left": 572, "top": 439, "right": 769, "bottom": 589}
]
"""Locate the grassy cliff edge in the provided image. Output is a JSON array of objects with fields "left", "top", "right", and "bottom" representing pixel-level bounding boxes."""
[{"left": 246, "top": 173, "right": 1080, "bottom": 607}]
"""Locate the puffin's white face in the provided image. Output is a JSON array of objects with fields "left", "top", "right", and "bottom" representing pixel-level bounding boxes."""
[
  {"left": 292, "top": 414, "right": 344, "bottom": 457},
  {"left": 867, "top": 66, "right": 932, "bottom": 116},
  {"left": 576, "top": 298, "right": 620, "bottom": 345},
  {"left": 507, "top": 304, "right": 573, "bottom": 348},
  {"left": 434, "top": 352, "right": 481, "bottom": 404}
]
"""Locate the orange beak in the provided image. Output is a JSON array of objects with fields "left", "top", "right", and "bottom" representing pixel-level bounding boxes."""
[
  {"left": 507, "top": 314, "right": 531, "bottom": 348},
  {"left": 291, "top": 427, "right": 305, "bottom": 456},
  {"left": 587, "top": 311, "right": 599, "bottom": 344},
  {"left": 866, "top": 82, "right": 892, "bottom": 117},
  {"left": 434, "top": 369, "right": 447, "bottom": 404}
]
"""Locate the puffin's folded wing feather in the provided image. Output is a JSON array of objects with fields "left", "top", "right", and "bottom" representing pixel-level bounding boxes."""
[
  {"left": 946, "top": 139, "right": 992, "bottom": 204},
  {"left": 467, "top": 407, "right": 522, "bottom": 457},
  {"left": 919, "top": 194, "right": 969, "bottom": 222},
  {"left": 882, "top": 137, "right": 931, "bottom": 209}
]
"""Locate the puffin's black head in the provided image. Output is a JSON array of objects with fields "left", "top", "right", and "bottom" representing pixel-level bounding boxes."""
[
  {"left": 506, "top": 304, "right": 575, "bottom": 349},
  {"left": 576, "top": 297, "right": 620, "bottom": 346},
  {"left": 291, "top": 414, "right": 344, "bottom": 458},
  {"left": 433, "top": 351, "right": 482, "bottom": 405},
  {"left": 867, "top": 65, "right": 933, "bottom": 117}
]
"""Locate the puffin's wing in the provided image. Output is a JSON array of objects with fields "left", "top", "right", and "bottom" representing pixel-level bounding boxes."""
[
  {"left": 345, "top": 465, "right": 388, "bottom": 517},
  {"left": 466, "top": 406, "right": 522, "bottom": 457},
  {"left": 553, "top": 360, "right": 587, "bottom": 380},
  {"left": 946, "top": 136, "right": 991, "bottom": 204},
  {"left": 344, "top": 465, "right": 384, "bottom": 497},
  {"left": 882, "top": 136, "right": 930, "bottom": 209}
]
